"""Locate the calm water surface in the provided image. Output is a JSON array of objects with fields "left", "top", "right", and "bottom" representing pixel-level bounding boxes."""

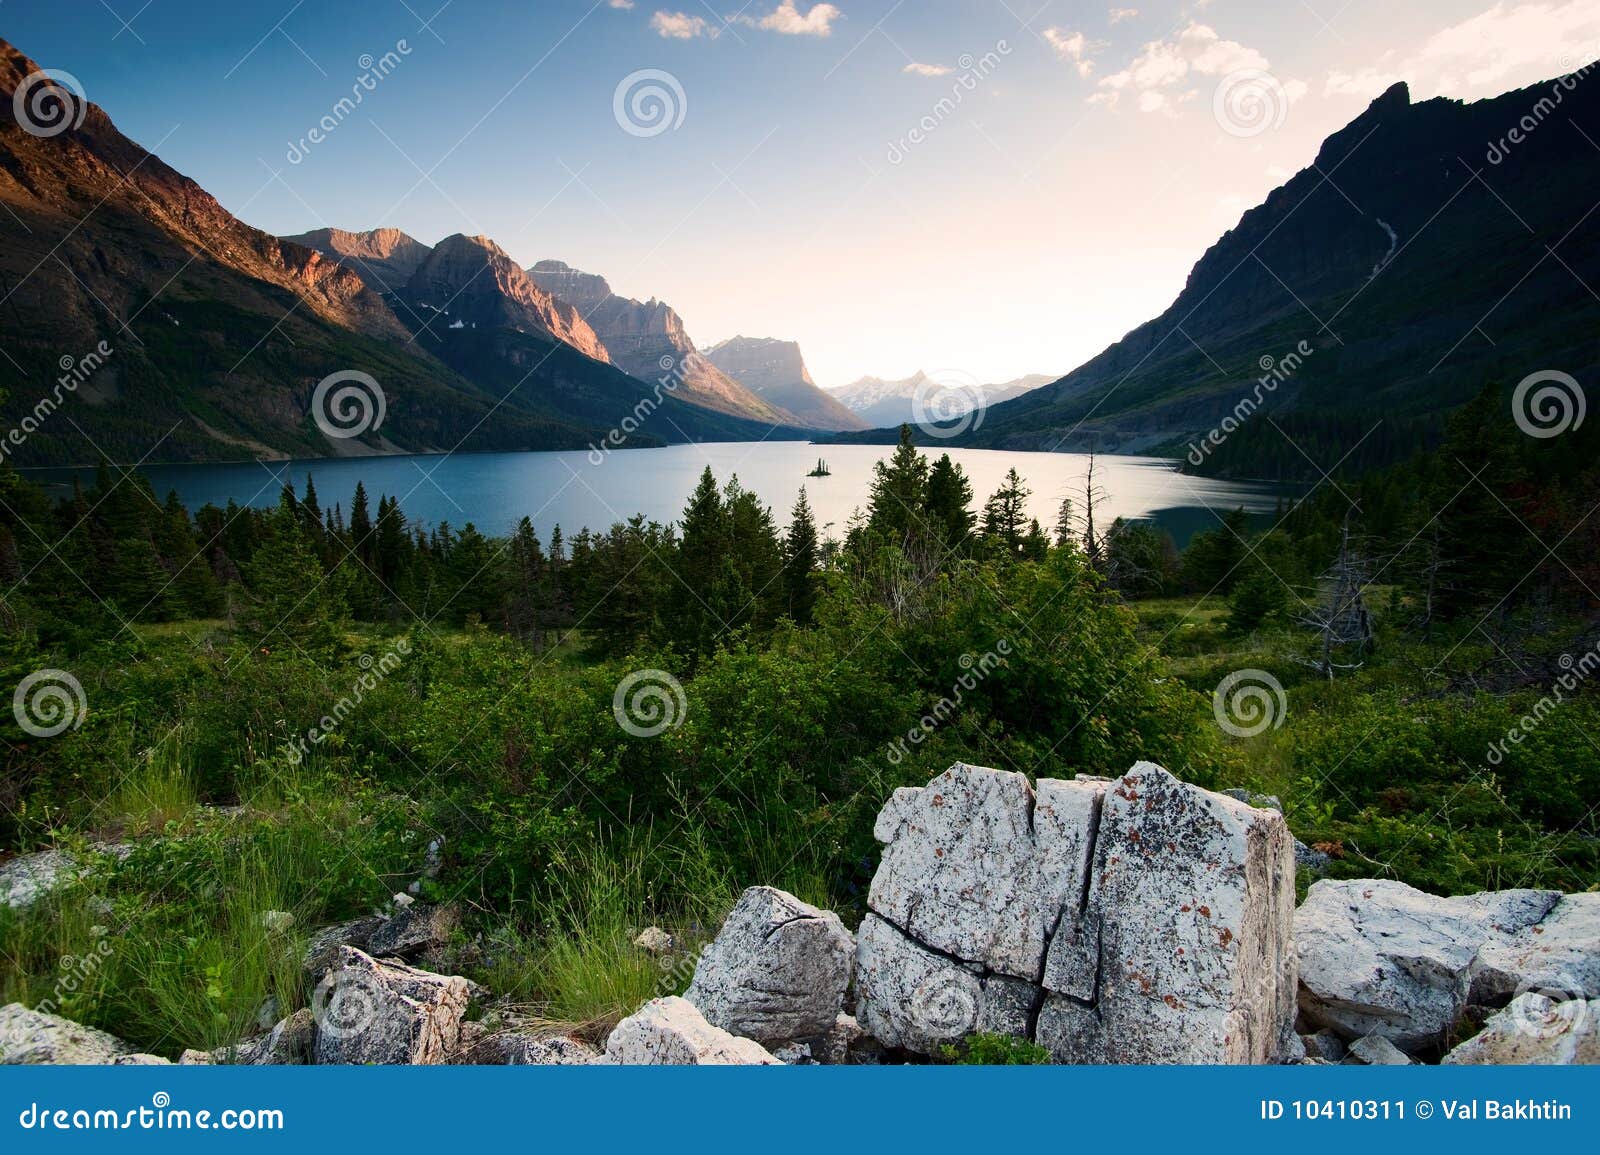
[{"left": 29, "top": 443, "right": 1285, "bottom": 548}]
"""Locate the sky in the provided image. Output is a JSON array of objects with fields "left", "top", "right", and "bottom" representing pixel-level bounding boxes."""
[{"left": 4, "top": 0, "right": 1598, "bottom": 386}]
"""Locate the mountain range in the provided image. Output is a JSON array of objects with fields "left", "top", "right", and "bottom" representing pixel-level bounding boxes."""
[
  {"left": 701, "top": 336, "right": 866, "bottom": 432},
  {"left": 829, "top": 73, "right": 1600, "bottom": 480},
  {"left": 0, "top": 35, "right": 814, "bottom": 466},
  {"left": 4, "top": 30, "right": 1598, "bottom": 482},
  {"left": 827, "top": 371, "right": 1054, "bottom": 429}
]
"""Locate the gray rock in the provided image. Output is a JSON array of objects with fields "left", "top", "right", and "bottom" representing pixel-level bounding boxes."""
[
  {"left": 603, "top": 997, "right": 781, "bottom": 1065},
  {"left": 855, "top": 913, "right": 1031, "bottom": 1054},
  {"left": 0, "top": 1004, "right": 130, "bottom": 1064},
  {"left": 1037, "top": 762, "right": 1297, "bottom": 1063},
  {"left": 366, "top": 902, "right": 459, "bottom": 959},
  {"left": 454, "top": 1028, "right": 600, "bottom": 1065},
  {"left": 225, "top": 1008, "right": 314, "bottom": 1066},
  {"left": 868, "top": 765, "right": 1099, "bottom": 980},
  {"left": 302, "top": 916, "right": 384, "bottom": 976},
  {"left": 0, "top": 851, "right": 81, "bottom": 910},
  {"left": 177, "top": 1048, "right": 213, "bottom": 1065},
  {"left": 1294, "top": 840, "right": 1331, "bottom": 872},
  {"left": 684, "top": 886, "right": 854, "bottom": 1047},
  {"left": 633, "top": 927, "right": 675, "bottom": 955},
  {"left": 1347, "top": 1034, "right": 1415, "bottom": 1065},
  {"left": 112, "top": 1053, "right": 172, "bottom": 1065},
  {"left": 1301, "top": 1029, "right": 1347, "bottom": 1062},
  {"left": 1441, "top": 994, "right": 1599, "bottom": 1065},
  {"left": 1295, "top": 879, "right": 1560, "bottom": 1051},
  {"left": 1472, "top": 892, "right": 1600, "bottom": 1004},
  {"left": 311, "top": 947, "right": 469, "bottom": 1065}
]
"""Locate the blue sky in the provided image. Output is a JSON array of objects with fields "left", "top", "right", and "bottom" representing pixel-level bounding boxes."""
[{"left": 4, "top": 0, "right": 1596, "bottom": 384}]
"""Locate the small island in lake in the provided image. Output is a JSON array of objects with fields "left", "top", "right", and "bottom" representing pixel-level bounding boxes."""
[{"left": 807, "top": 458, "right": 831, "bottom": 477}]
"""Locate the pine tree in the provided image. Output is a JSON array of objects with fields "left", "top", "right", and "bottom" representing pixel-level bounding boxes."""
[
  {"left": 926, "top": 454, "right": 975, "bottom": 553},
  {"left": 783, "top": 487, "right": 821, "bottom": 625},
  {"left": 981, "top": 468, "right": 1030, "bottom": 559}
]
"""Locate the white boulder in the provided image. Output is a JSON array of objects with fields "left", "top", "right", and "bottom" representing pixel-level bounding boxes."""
[
  {"left": 0, "top": 1004, "right": 130, "bottom": 1064},
  {"left": 684, "top": 886, "right": 854, "bottom": 1047},
  {"left": 603, "top": 997, "right": 780, "bottom": 1065},
  {"left": 311, "top": 947, "right": 470, "bottom": 1065},
  {"left": 1441, "top": 994, "right": 1599, "bottom": 1065}
]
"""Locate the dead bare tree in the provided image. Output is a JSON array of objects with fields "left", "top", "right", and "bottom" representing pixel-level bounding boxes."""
[{"left": 1297, "top": 513, "right": 1375, "bottom": 679}]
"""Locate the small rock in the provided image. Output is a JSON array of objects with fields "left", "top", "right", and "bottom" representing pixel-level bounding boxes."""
[
  {"left": 112, "top": 1053, "right": 172, "bottom": 1065},
  {"left": 1301, "top": 1029, "right": 1347, "bottom": 1062},
  {"left": 1346, "top": 1034, "right": 1415, "bottom": 1065},
  {"left": 311, "top": 947, "right": 470, "bottom": 1065},
  {"left": 1294, "top": 839, "right": 1331, "bottom": 872},
  {"left": 302, "top": 916, "right": 384, "bottom": 976},
  {"left": 684, "top": 886, "right": 854, "bottom": 1048},
  {"left": 0, "top": 1005, "right": 131, "bottom": 1064},
  {"left": 1442, "top": 994, "right": 1598, "bottom": 1064},
  {"left": 177, "top": 1048, "right": 213, "bottom": 1065},
  {"left": 367, "top": 902, "right": 459, "bottom": 959},
  {"left": 633, "top": 926, "right": 675, "bottom": 955},
  {"left": 454, "top": 1027, "right": 600, "bottom": 1065},
  {"left": 604, "top": 997, "right": 781, "bottom": 1065}
]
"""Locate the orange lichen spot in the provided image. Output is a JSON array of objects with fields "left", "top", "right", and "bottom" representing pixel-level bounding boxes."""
[
  {"left": 1198, "top": 905, "right": 1211, "bottom": 918},
  {"left": 931, "top": 793, "right": 945, "bottom": 807},
  {"left": 1218, "top": 927, "right": 1233, "bottom": 947}
]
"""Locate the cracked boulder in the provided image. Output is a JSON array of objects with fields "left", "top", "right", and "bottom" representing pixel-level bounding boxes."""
[
  {"left": 603, "top": 997, "right": 781, "bottom": 1065},
  {"left": 311, "top": 947, "right": 470, "bottom": 1065},
  {"left": 367, "top": 901, "right": 459, "bottom": 959},
  {"left": 1441, "top": 993, "right": 1599, "bottom": 1065},
  {"left": 684, "top": 886, "right": 854, "bottom": 1048},
  {"left": 860, "top": 761, "right": 1297, "bottom": 1063},
  {"left": 1037, "top": 762, "right": 1297, "bottom": 1063},
  {"left": 1295, "top": 879, "right": 1563, "bottom": 1052},
  {"left": 855, "top": 914, "right": 1037, "bottom": 1052}
]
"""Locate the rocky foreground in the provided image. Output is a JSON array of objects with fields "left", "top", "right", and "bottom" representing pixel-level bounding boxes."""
[{"left": 2, "top": 762, "right": 1596, "bottom": 1066}]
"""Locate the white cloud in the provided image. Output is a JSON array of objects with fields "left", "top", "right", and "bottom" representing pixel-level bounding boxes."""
[
  {"left": 903, "top": 62, "right": 953, "bottom": 77},
  {"left": 1109, "top": 7, "right": 1139, "bottom": 23},
  {"left": 756, "top": 1, "right": 842, "bottom": 36},
  {"left": 608, "top": 0, "right": 635, "bottom": 9},
  {"left": 1044, "top": 27, "right": 1102, "bottom": 78},
  {"left": 651, "top": 10, "right": 711, "bottom": 38},
  {"left": 1324, "top": 1, "right": 1600, "bottom": 101},
  {"left": 1094, "top": 22, "right": 1283, "bottom": 111}
]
